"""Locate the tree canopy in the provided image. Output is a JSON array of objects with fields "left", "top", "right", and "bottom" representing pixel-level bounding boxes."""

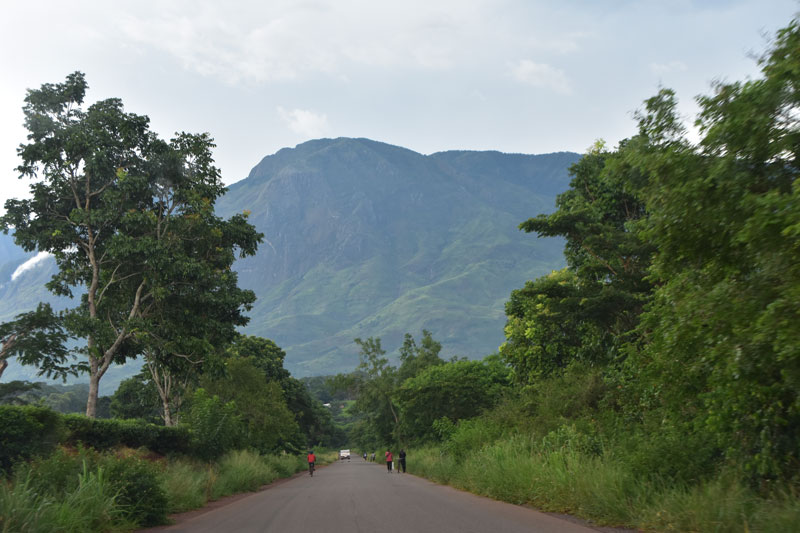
[{"left": 1, "top": 72, "right": 261, "bottom": 417}]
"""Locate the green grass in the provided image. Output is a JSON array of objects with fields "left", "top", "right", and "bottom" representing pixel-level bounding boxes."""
[
  {"left": 1, "top": 447, "right": 313, "bottom": 531},
  {"left": 211, "top": 450, "right": 281, "bottom": 499},
  {"left": 162, "top": 449, "right": 308, "bottom": 511},
  {"left": 0, "top": 465, "right": 135, "bottom": 533},
  {"left": 410, "top": 437, "right": 800, "bottom": 532},
  {"left": 162, "top": 460, "right": 213, "bottom": 513}
]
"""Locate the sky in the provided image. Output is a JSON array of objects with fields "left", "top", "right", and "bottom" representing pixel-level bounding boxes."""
[{"left": 0, "top": 0, "right": 797, "bottom": 212}]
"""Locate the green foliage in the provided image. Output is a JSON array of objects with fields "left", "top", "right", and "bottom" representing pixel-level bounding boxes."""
[
  {"left": 395, "top": 355, "right": 511, "bottom": 442},
  {"left": 0, "top": 302, "right": 75, "bottom": 381},
  {"left": 0, "top": 463, "right": 133, "bottom": 533},
  {"left": 62, "top": 414, "right": 190, "bottom": 455},
  {"left": 0, "top": 405, "right": 64, "bottom": 473},
  {"left": 503, "top": 143, "right": 652, "bottom": 383},
  {"left": 0, "top": 380, "right": 41, "bottom": 405},
  {"left": 621, "top": 21, "right": 800, "bottom": 480},
  {"left": 339, "top": 337, "right": 400, "bottom": 448},
  {"left": 223, "top": 335, "right": 340, "bottom": 448},
  {"left": 185, "top": 388, "right": 245, "bottom": 461},
  {"left": 210, "top": 450, "right": 279, "bottom": 499},
  {"left": 200, "top": 357, "right": 302, "bottom": 453},
  {"left": 109, "top": 371, "right": 161, "bottom": 422},
  {"left": 1, "top": 72, "right": 261, "bottom": 418},
  {"left": 13, "top": 447, "right": 164, "bottom": 528},
  {"left": 397, "top": 330, "right": 445, "bottom": 382},
  {"left": 101, "top": 454, "right": 167, "bottom": 526},
  {"left": 161, "top": 460, "right": 212, "bottom": 512}
]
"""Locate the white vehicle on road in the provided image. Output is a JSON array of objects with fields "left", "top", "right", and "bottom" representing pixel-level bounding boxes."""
[{"left": 339, "top": 449, "right": 351, "bottom": 460}]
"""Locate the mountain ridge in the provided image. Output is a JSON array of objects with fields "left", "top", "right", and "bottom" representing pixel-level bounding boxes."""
[{"left": 1, "top": 138, "right": 580, "bottom": 381}]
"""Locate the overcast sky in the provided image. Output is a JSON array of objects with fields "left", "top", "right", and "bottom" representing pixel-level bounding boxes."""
[{"left": 0, "top": 1, "right": 797, "bottom": 212}]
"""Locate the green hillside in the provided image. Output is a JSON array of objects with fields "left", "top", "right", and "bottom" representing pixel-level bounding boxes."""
[
  {"left": 216, "top": 138, "right": 577, "bottom": 375},
  {"left": 1, "top": 138, "right": 578, "bottom": 380}
]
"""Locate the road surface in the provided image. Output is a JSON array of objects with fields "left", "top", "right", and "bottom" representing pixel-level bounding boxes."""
[{"left": 145, "top": 459, "right": 600, "bottom": 532}]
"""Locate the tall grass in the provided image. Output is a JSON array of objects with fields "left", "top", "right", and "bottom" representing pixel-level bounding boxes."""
[
  {"left": 162, "top": 460, "right": 213, "bottom": 512},
  {"left": 211, "top": 450, "right": 279, "bottom": 499},
  {"left": 2, "top": 447, "right": 314, "bottom": 531},
  {"left": 161, "top": 449, "right": 308, "bottom": 511},
  {"left": 411, "top": 435, "right": 800, "bottom": 532},
  {"left": 0, "top": 464, "right": 135, "bottom": 533}
]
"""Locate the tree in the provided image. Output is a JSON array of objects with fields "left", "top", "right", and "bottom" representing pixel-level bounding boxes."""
[
  {"left": 501, "top": 269, "right": 591, "bottom": 382},
  {"left": 502, "top": 141, "right": 653, "bottom": 383},
  {"left": 201, "top": 356, "right": 302, "bottom": 453},
  {"left": 0, "top": 303, "right": 74, "bottom": 381},
  {"left": 397, "top": 330, "right": 445, "bottom": 382},
  {"left": 110, "top": 370, "right": 161, "bottom": 422},
  {"left": 1, "top": 73, "right": 260, "bottom": 417},
  {"left": 225, "top": 334, "right": 335, "bottom": 444},
  {"left": 331, "top": 337, "right": 400, "bottom": 447},
  {"left": 395, "top": 355, "right": 511, "bottom": 442},
  {"left": 624, "top": 21, "right": 800, "bottom": 480}
]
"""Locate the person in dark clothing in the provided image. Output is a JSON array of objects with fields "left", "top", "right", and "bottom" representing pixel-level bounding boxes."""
[{"left": 398, "top": 450, "right": 406, "bottom": 473}]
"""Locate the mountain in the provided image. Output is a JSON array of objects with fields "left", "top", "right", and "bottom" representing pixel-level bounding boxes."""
[
  {"left": 215, "top": 138, "right": 577, "bottom": 375},
  {"left": 0, "top": 138, "right": 579, "bottom": 382}
]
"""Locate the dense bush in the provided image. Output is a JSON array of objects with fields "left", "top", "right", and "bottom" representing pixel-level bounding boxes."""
[
  {"left": 14, "top": 446, "right": 167, "bottom": 527},
  {"left": 186, "top": 388, "right": 245, "bottom": 461},
  {"left": 63, "top": 414, "right": 190, "bottom": 455},
  {"left": 101, "top": 453, "right": 168, "bottom": 526},
  {"left": 0, "top": 405, "right": 64, "bottom": 473}
]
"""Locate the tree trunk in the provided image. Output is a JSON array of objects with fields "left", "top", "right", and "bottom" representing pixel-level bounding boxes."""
[
  {"left": 0, "top": 358, "right": 7, "bottom": 380},
  {"left": 86, "top": 363, "right": 100, "bottom": 417},
  {"left": 162, "top": 397, "right": 173, "bottom": 426}
]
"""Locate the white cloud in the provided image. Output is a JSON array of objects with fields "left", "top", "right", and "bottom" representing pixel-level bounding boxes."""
[
  {"left": 115, "top": 0, "right": 486, "bottom": 84},
  {"left": 11, "top": 251, "right": 53, "bottom": 281},
  {"left": 650, "top": 60, "right": 688, "bottom": 75},
  {"left": 511, "top": 60, "right": 572, "bottom": 94},
  {"left": 277, "top": 107, "right": 330, "bottom": 138}
]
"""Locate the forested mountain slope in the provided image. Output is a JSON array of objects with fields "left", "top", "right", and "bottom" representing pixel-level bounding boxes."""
[
  {"left": 1, "top": 138, "right": 578, "bottom": 378},
  {"left": 216, "top": 138, "right": 577, "bottom": 374}
]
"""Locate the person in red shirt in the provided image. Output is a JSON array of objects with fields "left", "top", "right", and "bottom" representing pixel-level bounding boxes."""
[
  {"left": 307, "top": 450, "right": 316, "bottom": 476},
  {"left": 385, "top": 449, "right": 393, "bottom": 473}
]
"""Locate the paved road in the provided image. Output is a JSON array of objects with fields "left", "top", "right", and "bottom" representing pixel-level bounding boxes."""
[{"left": 149, "top": 460, "right": 598, "bottom": 532}]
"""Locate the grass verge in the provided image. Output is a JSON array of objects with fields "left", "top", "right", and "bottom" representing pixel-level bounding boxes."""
[{"left": 410, "top": 438, "right": 800, "bottom": 532}]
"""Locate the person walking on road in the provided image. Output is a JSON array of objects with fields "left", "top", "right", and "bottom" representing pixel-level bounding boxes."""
[
  {"left": 371, "top": 452, "right": 376, "bottom": 462},
  {"left": 398, "top": 449, "right": 406, "bottom": 473},
  {"left": 307, "top": 450, "right": 316, "bottom": 476},
  {"left": 385, "top": 450, "right": 393, "bottom": 473}
]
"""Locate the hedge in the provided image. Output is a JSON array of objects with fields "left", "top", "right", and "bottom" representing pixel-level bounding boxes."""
[
  {"left": 63, "top": 414, "right": 191, "bottom": 455},
  {"left": 0, "top": 405, "right": 65, "bottom": 473}
]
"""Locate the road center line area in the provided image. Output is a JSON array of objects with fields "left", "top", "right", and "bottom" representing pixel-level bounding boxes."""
[{"left": 139, "top": 460, "right": 599, "bottom": 533}]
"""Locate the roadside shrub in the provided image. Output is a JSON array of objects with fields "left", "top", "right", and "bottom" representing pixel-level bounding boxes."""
[
  {"left": 617, "top": 421, "right": 720, "bottom": 484},
  {"left": 0, "top": 405, "right": 64, "bottom": 473},
  {"left": 17, "top": 446, "right": 167, "bottom": 527},
  {"left": 442, "top": 418, "right": 504, "bottom": 462},
  {"left": 17, "top": 446, "right": 90, "bottom": 497},
  {"left": 186, "top": 389, "right": 245, "bottom": 461},
  {"left": 101, "top": 454, "right": 168, "bottom": 527},
  {"left": 63, "top": 415, "right": 121, "bottom": 449}
]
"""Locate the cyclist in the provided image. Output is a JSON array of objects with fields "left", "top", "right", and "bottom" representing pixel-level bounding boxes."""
[{"left": 307, "top": 450, "right": 316, "bottom": 476}]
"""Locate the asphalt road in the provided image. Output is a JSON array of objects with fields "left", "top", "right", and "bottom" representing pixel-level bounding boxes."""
[{"left": 147, "top": 459, "right": 599, "bottom": 532}]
